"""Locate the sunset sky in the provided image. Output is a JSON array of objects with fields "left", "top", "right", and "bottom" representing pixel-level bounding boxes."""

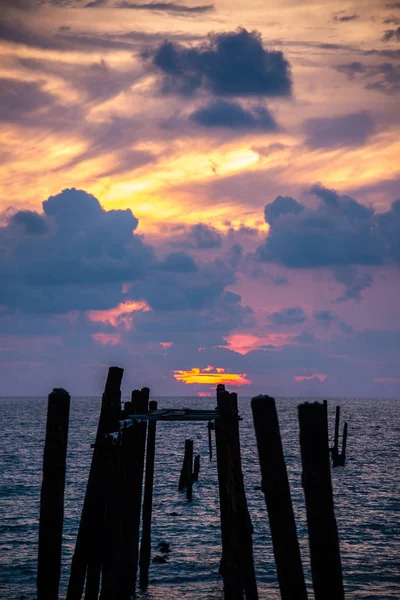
[{"left": 1, "top": 0, "right": 399, "bottom": 396}]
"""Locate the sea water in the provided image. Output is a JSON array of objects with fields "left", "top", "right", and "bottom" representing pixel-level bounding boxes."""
[{"left": 0, "top": 396, "right": 399, "bottom": 599}]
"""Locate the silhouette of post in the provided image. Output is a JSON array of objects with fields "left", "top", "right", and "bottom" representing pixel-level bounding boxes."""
[
  {"left": 67, "top": 367, "right": 123, "bottom": 600},
  {"left": 298, "top": 402, "right": 344, "bottom": 600},
  {"left": 37, "top": 388, "right": 70, "bottom": 600},
  {"left": 215, "top": 385, "right": 258, "bottom": 600},
  {"left": 331, "top": 406, "right": 340, "bottom": 466},
  {"left": 208, "top": 421, "right": 213, "bottom": 460},
  {"left": 179, "top": 439, "right": 194, "bottom": 500},
  {"left": 193, "top": 454, "right": 200, "bottom": 481},
  {"left": 119, "top": 388, "right": 149, "bottom": 598},
  {"left": 251, "top": 395, "right": 308, "bottom": 600},
  {"left": 139, "top": 400, "right": 158, "bottom": 588}
]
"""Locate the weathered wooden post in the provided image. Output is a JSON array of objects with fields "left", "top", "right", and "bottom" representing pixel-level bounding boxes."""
[
  {"left": 119, "top": 388, "right": 149, "bottom": 598},
  {"left": 67, "top": 367, "right": 123, "bottom": 600},
  {"left": 208, "top": 421, "right": 213, "bottom": 460},
  {"left": 251, "top": 395, "right": 308, "bottom": 600},
  {"left": 215, "top": 385, "right": 258, "bottom": 600},
  {"left": 331, "top": 405, "right": 340, "bottom": 465},
  {"left": 139, "top": 399, "right": 158, "bottom": 588},
  {"left": 37, "top": 388, "right": 71, "bottom": 600},
  {"left": 335, "top": 422, "right": 348, "bottom": 467},
  {"left": 179, "top": 439, "right": 194, "bottom": 500},
  {"left": 298, "top": 402, "right": 344, "bottom": 600},
  {"left": 193, "top": 454, "right": 200, "bottom": 481}
]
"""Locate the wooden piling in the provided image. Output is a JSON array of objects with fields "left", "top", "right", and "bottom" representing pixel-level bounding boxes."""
[
  {"left": 119, "top": 388, "right": 149, "bottom": 598},
  {"left": 215, "top": 386, "right": 258, "bottom": 600},
  {"left": 298, "top": 402, "right": 344, "bottom": 600},
  {"left": 139, "top": 399, "right": 158, "bottom": 588},
  {"left": 251, "top": 395, "right": 308, "bottom": 600},
  {"left": 332, "top": 405, "right": 340, "bottom": 463},
  {"left": 193, "top": 454, "right": 200, "bottom": 481},
  {"left": 67, "top": 367, "right": 123, "bottom": 600},
  {"left": 335, "top": 422, "right": 348, "bottom": 467},
  {"left": 208, "top": 421, "right": 213, "bottom": 461},
  {"left": 37, "top": 388, "right": 71, "bottom": 600},
  {"left": 179, "top": 439, "right": 194, "bottom": 500}
]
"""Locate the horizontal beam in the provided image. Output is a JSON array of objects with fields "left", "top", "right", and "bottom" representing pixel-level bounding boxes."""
[{"left": 121, "top": 409, "right": 219, "bottom": 426}]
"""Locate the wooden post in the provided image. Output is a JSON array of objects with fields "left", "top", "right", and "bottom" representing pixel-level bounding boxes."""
[
  {"left": 215, "top": 386, "right": 258, "bottom": 600},
  {"left": 193, "top": 454, "right": 200, "bottom": 481},
  {"left": 67, "top": 367, "right": 123, "bottom": 600},
  {"left": 179, "top": 439, "right": 194, "bottom": 500},
  {"left": 331, "top": 405, "right": 340, "bottom": 465},
  {"left": 119, "top": 388, "right": 149, "bottom": 598},
  {"left": 37, "top": 388, "right": 71, "bottom": 600},
  {"left": 208, "top": 421, "right": 213, "bottom": 461},
  {"left": 251, "top": 395, "right": 308, "bottom": 600},
  {"left": 298, "top": 402, "right": 344, "bottom": 600},
  {"left": 336, "top": 422, "right": 348, "bottom": 467},
  {"left": 139, "top": 400, "right": 158, "bottom": 588}
]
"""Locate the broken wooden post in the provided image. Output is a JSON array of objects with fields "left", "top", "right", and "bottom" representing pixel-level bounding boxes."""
[
  {"left": 179, "top": 439, "right": 194, "bottom": 500},
  {"left": 119, "top": 388, "right": 149, "bottom": 598},
  {"left": 298, "top": 402, "right": 344, "bottom": 600},
  {"left": 67, "top": 367, "right": 123, "bottom": 600},
  {"left": 215, "top": 385, "right": 258, "bottom": 600},
  {"left": 193, "top": 454, "right": 200, "bottom": 481},
  {"left": 139, "top": 399, "right": 158, "bottom": 588},
  {"left": 251, "top": 395, "right": 308, "bottom": 600},
  {"left": 37, "top": 388, "right": 71, "bottom": 600}
]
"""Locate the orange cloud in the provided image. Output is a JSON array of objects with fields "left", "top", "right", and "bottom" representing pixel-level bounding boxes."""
[
  {"left": 87, "top": 300, "right": 150, "bottom": 330},
  {"left": 92, "top": 332, "right": 121, "bottom": 346},
  {"left": 160, "top": 341, "right": 173, "bottom": 349},
  {"left": 223, "top": 333, "right": 291, "bottom": 354},
  {"left": 174, "top": 367, "right": 251, "bottom": 386}
]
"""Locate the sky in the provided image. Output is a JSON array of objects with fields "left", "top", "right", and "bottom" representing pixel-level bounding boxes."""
[{"left": 0, "top": 0, "right": 400, "bottom": 397}]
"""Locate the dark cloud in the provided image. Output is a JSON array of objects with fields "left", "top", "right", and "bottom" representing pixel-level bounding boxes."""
[
  {"left": 384, "top": 2, "right": 400, "bottom": 9},
  {"left": 382, "top": 27, "right": 400, "bottom": 41},
  {"left": 314, "top": 310, "right": 353, "bottom": 334},
  {"left": 115, "top": 2, "right": 214, "bottom": 13},
  {"left": 158, "top": 251, "right": 198, "bottom": 272},
  {"left": 335, "top": 61, "right": 400, "bottom": 94},
  {"left": 8, "top": 211, "right": 49, "bottom": 235},
  {"left": 257, "top": 184, "right": 392, "bottom": 270},
  {"left": 303, "top": 112, "right": 375, "bottom": 149},
  {"left": 191, "top": 224, "right": 222, "bottom": 249},
  {"left": 383, "top": 17, "right": 400, "bottom": 24},
  {"left": 0, "top": 78, "right": 56, "bottom": 124},
  {"left": 268, "top": 306, "right": 306, "bottom": 326},
  {"left": 333, "top": 268, "right": 373, "bottom": 303},
  {"left": 190, "top": 100, "right": 278, "bottom": 131},
  {"left": 333, "top": 14, "right": 359, "bottom": 23},
  {"left": 146, "top": 28, "right": 292, "bottom": 97},
  {"left": 264, "top": 195, "right": 304, "bottom": 224}
]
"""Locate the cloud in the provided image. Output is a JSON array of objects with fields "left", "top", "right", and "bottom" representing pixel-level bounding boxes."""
[
  {"left": 268, "top": 306, "right": 306, "bottom": 326},
  {"left": 335, "top": 61, "right": 400, "bottom": 94},
  {"left": 190, "top": 100, "right": 278, "bottom": 131},
  {"left": 0, "top": 78, "right": 56, "bottom": 124},
  {"left": 191, "top": 223, "right": 222, "bottom": 248},
  {"left": 257, "top": 184, "right": 386, "bottom": 269},
  {"left": 382, "top": 27, "right": 400, "bottom": 41},
  {"left": 333, "top": 14, "right": 359, "bottom": 23},
  {"left": 115, "top": 2, "right": 214, "bottom": 13},
  {"left": 294, "top": 332, "right": 316, "bottom": 344},
  {"left": 313, "top": 310, "right": 353, "bottom": 333},
  {"left": 264, "top": 195, "right": 304, "bottom": 224},
  {"left": 146, "top": 27, "right": 292, "bottom": 97},
  {"left": 333, "top": 268, "right": 373, "bottom": 303},
  {"left": 303, "top": 112, "right": 375, "bottom": 149},
  {"left": 384, "top": 2, "right": 400, "bottom": 9}
]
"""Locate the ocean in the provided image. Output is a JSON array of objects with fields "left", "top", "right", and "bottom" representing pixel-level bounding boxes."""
[{"left": 0, "top": 396, "right": 399, "bottom": 599}]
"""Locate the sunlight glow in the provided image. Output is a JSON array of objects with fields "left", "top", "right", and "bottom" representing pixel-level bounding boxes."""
[
  {"left": 174, "top": 367, "right": 251, "bottom": 386},
  {"left": 87, "top": 300, "right": 150, "bottom": 330}
]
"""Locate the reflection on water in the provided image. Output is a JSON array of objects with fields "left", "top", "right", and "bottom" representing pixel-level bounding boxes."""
[{"left": 0, "top": 396, "right": 399, "bottom": 599}]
